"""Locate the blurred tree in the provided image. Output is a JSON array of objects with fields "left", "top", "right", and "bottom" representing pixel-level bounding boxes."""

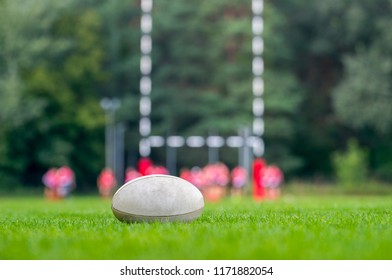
[
  {"left": 23, "top": 4, "right": 107, "bottom": 189},
  {"left": 0, "top": 0, "right": 108, "bottom": 189},
  {"left": 333, "top": 47, "right": 392, "bottom": 134},
  {"left": 0, "top": 0, "right": 74, "bottom": 125},
  {"left": 0, "top": 0, "right": 74, "bottom": 186},
  {"left": 273, "top": 0, "right": 392, "bottom": 179},
  {"left": 331, "top": 4, "right": 392, "bottom": 180}
]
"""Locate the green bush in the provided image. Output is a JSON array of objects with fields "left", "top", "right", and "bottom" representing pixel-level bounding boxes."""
[{"left": 332, "top": 139, "right": 368, "bottom": 189}]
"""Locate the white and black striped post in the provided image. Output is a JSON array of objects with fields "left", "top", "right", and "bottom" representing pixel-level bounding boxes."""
[
  {"left": 252, "top": 0, "right": 265, "bottom": 157},
  {"left": 139, "top": 0, "right": 153, "bottom": 157}
]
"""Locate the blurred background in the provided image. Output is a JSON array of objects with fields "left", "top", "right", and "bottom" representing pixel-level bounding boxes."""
[{"left": 1, "top": 0, "right": 392, "bottom": 194}]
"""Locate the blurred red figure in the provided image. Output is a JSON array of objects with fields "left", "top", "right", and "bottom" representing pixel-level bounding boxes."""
[
  {"left": 231, "top": 166, "right": 248, "bottom": 196},
  {"left": 43, "top": 168, "right": 60, "bottom": 200},
  {"left": 252, "top": 158, "right": 266, "bottom": 201},
  {"left": 202, "top": 163, "right": 228, "bottom": 202},
  {"left": 97, "top": 168, "right": 117, "bottom": 198},
  {"left": 262, "top": 165, "right": 284, "bottom": 200},
  {"left": 137, "top": 157, "right": 153, "bottom": 176},
  {"left": 179, "top": 168, "right": 192, "bottom": 182},
  {"left": 214, "top": 163, "right": 230, "bottom": 187},
  {"left": 42, "top": 166, "right": 76, "bottom": 200},
  {"left": 190, "top": 167, "right": 205, "bottom": 189},
  {"left": 124, "top": 167, "right": 141, "bottom": 183},
  {"left": 57, "top": 166, "right": 75, "bottom": 198}
]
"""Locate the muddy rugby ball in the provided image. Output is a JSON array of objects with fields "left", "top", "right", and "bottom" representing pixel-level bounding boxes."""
[{"left": 112, "top": 175, "right": 204, "bottom": 222}]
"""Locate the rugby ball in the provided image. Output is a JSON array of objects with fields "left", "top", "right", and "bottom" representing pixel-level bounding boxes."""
[{"left": 112, "top": 174, "right": 204, "bottom": 223}]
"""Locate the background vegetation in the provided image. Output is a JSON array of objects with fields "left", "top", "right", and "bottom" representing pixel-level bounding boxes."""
[{"left": 1, "top": 0, "right": 392, "bottom": 191}]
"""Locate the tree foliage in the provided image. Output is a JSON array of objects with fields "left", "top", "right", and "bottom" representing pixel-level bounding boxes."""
[{"left": 333, "top": 10, "right": 392, "bottom": 134}]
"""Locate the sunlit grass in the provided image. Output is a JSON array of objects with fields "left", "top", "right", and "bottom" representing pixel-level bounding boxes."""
[{"left": 0, "top": 195, "right": 391, "bottom": 259}]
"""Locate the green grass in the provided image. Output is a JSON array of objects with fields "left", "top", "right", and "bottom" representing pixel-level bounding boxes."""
[{"left": 1, "top": 195, "right": 392, "bottom": 259}]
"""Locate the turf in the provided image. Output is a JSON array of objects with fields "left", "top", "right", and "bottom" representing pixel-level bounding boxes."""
[{"left": 0, "top": 195, "right": 391, "bottom": 259}]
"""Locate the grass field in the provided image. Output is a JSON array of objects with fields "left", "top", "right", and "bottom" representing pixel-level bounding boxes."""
[{"left": 1, "top": 194, "right": 392, "bottom": 260}]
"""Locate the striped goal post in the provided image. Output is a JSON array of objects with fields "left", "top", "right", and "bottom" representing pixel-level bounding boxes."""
[{"left": 138, "top": 0, "right": 264, "bottom": 161}]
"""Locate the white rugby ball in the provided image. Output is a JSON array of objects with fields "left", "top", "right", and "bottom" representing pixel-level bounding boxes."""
[{"left": 112, "top": 174, "right": 204, "bottom": 223}]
